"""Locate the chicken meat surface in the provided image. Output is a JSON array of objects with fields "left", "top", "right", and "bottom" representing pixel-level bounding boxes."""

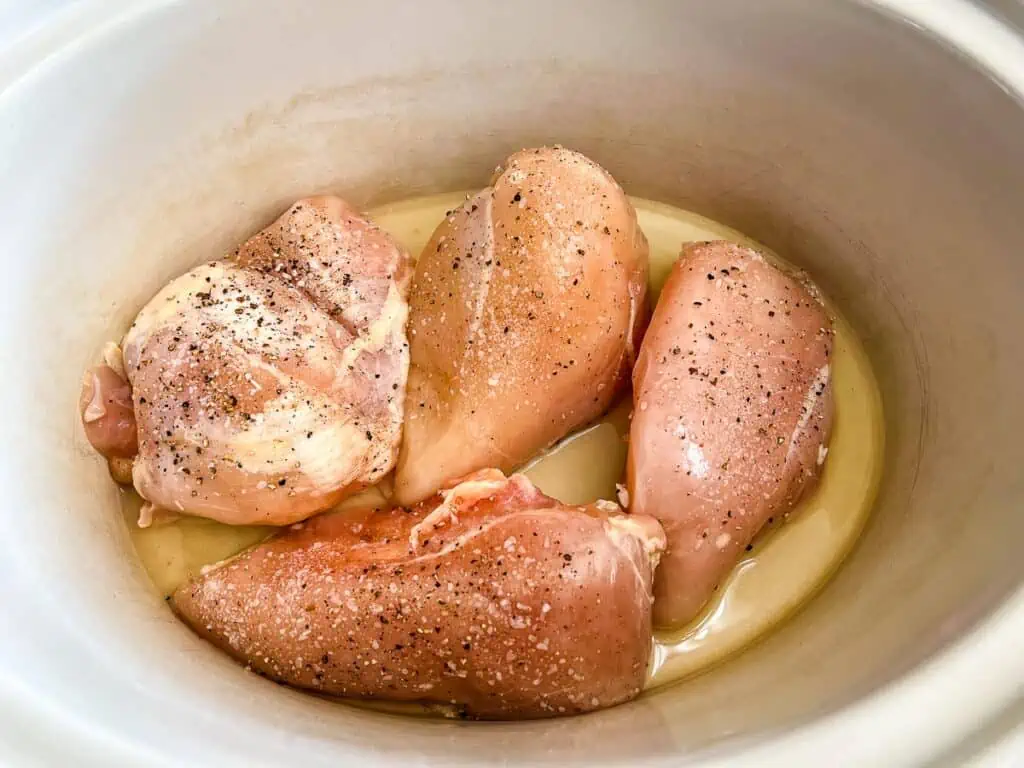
[
  {"left": 393, "top": 147, "right": 649, "bottom": 505},
  {"left": 173, "top": 469, "right": 666, "bottom": 718},
  {"left": 82, "top": 197, "right": 412, "bottom": 526}
]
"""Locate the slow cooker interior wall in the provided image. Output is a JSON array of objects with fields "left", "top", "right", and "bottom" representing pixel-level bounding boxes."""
[{"left": 1, "top": 0, "right": 1022, "bottom": 763}]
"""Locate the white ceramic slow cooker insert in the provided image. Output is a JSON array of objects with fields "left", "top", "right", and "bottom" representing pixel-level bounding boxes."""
[{"left": 0, "top": 0, "right": 1022, "bottom": 765}]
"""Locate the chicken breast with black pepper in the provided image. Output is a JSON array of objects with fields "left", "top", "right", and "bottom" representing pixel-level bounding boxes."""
[
  {"left": 627, "top": 241, "right": 834, "bottom": 627},
  {"left": 80, "top": 197, "right": 412, "bottom": 526},
  {"left": 172, "top": 469, "right": 665, "bottom": 719},
  {"left": 393, "top": 147, "right": 649, "bottom": 506}
]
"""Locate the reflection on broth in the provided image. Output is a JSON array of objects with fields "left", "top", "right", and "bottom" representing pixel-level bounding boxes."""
[{"left": 121, "top": 191, "right": 882, "bottom": 695}]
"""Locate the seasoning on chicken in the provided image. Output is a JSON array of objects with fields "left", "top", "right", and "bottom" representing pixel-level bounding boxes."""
[
  {"left": 80, "top": 197, "right": 412, "bottom": 526},
  {"left": 172, "top": 469, "right": 666, "bottom": 719},
  {"left": 394, "top": 147, "right": 649, "bottom": 505},
  {"left": 628, "top": 241, "right": 834, "bottom": 627}
]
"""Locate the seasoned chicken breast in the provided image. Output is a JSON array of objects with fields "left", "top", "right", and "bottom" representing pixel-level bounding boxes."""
[
  {"left": 172, "top": 469, "right": 665, "bottom": 719},
  {"left": 627, "top": 241, "right": 834, "bottom": 627},
  {"left": 394, "top": 147, "right": 649, "bottom": 505},
  {"left": 81, "top": 197, "right": 412, "bottom": 526}
]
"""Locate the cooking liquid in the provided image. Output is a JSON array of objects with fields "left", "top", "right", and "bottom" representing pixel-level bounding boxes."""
[{"left": 122, "top": 192, "right": 883, "bottom": 695}]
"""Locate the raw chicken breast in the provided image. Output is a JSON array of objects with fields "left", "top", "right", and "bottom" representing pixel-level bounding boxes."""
[
  {"left": 628, "top": 241, "right": 834, "bottom": 627},
  {"left": 91, "top": 197, "right": 412, "bottom": 525},
  {"left": 394, "top": 147, "right": 649, "bottom": 505},
  {"left": 172, "top": 469, "right": 665, "bottom": 719}
]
